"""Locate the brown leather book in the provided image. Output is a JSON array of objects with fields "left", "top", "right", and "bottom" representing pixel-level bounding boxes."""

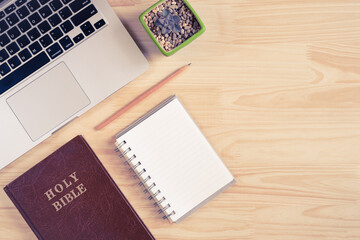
[{"left": 4, "top": 135, "right": 155, "bottom": 240}]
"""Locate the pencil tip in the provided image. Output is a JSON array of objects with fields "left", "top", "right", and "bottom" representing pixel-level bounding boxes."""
[{"left": 188, "top": 63, "right": 192, "bottom": 66}]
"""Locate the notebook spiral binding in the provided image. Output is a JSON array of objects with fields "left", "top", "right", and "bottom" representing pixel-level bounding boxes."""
[{"left": 115, "top": 140, "right": 176, "bottom": 220}]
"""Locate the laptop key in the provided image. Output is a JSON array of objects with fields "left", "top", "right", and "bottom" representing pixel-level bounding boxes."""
[
  {"left": 16, "top": 6, "right": 30, "bottom": 19},
  {"left": 27, "top": 0, "right": 40, "bottom": 12},
  {"left": 94, "top": 19, "right": 105, "bottom": 29},
  {"left": 59, "top": 35, "right": 73, "bottom": 50},
  {"left": 6, "top": 13, "right": 19, "bottom": 26},
  {"left": 18, "top": 19, "right": 31, "bottom": 32},
  {"left": 80, "top": 21, "right": 94, "bottom": 36},
  {"left": 46, "top": 42, "right": 63, "bottom": 59},
  {"left": 0, "top": 62, "right": 11, "bottom": 76},
  {"left": 59, "top": 6, "right": 72, "bottom": 20},
  {"left": 48, "top": 13, "right": 61, "bottom": 27},
  {"left": 39, "top": 34, "right": 53, "bottom": 47},
  {"left": 0, "top": 52, "right": 50, "bottom": 95},
  {"left": 17, "top": 34, "right": 30, "bottom": 48},
  {"left": 61, "top": 0, "right": 72, "bottom": 4},
  {"left": 0, "top": 33, "right": 10, "bottom": 47},
  {"left": 0, "top": 49, "right": 9, "bottom": 62},
  {"left": 69, "top": 0, "right": 90, "bottom": 13},
  {"left": 6, "top": 42, "right": 20, "bottom": 55},
  {"left": 29, "top": 12, "right": 42, "bottom": 26},
  {"left": 18, "top": 48, "right": 32, "bottom": 62},
  {"left": 27, "top": 27, "right": 40, "bottom": 40},
  {"left": 8, "top": 26, "right": 21, "bottom": 39},
  {"left": 71, "top": 4, "right": 97, "bottom": 26},
  {"left": 15, "top": 0, "right": 27, "bottom": 7},
  {"left": 39, "top": 0, "right": 51, "bottom": 5},
  {"left": 60, "top": 20, "right": 73, "bottom": 33},
  {"left": 39, "top": 5, "right": 52, "bottom": 18},
  {"left": 5, "top": 4, "right": 16, "bottom": 14},
  {"left": 49, "top": 27, "right": 63, "bottom": 40},
  {"left": 73, "top": 33, "right": 83, "bottom": 43},
  {"left": 29, "top": 41, "right": 42, "bottom": 54},
  {"left": 0, "top": 20, "right": 9, "bottom": 33},
  {"left": 49, "top": 0, "right": 63, "bottom": 11},
  {"left": 8, "top": 55, "right": 21, "bottom": 69},
  {"left": 38, "top": 20, "right": 51, "bottom": 33}
]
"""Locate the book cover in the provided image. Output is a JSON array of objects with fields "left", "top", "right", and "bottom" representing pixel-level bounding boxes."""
[{"left": 4, "top": 135, "right": 155, "bottom": 240}]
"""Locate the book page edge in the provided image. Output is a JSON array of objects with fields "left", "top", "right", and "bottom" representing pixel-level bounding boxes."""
[
  {"left": 115, "top": 95, "right": 177, "bottom": 139},
  {"left": 173, "top": 178, "right": 236, "bottom": 224}
]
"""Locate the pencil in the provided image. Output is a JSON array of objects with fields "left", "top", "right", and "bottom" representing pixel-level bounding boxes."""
[{"left": 95, "top": 63, "right": 191, "bottom": 130}]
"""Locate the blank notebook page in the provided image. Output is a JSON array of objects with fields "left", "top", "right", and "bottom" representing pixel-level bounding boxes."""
[{"left": 115, "top": 96, "right": 235, "bottom": 223}]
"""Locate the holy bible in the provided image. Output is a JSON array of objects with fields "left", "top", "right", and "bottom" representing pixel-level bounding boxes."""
[{"left": 4, "top": 135, "right": 155, "bottom": 240}]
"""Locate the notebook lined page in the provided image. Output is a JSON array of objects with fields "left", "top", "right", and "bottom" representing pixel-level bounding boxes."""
[{"left": 116, "top": 96, "right": 234, "bottom": 223}]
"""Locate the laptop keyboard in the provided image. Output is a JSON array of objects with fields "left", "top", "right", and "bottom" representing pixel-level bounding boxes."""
[{"left": 0, "top": 0, "right": 106, "bottom": 95}]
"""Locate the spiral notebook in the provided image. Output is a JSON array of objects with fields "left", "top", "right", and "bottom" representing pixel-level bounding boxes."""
[{"left": 115, "top": 95, "right": 235, "bottom": 223}]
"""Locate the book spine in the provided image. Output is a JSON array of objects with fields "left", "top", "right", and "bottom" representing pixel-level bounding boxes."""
[
  {"left": 115, "top": 140, "right": 176, "bottom": 221},
  {"left": 3, "top": 186, "right": 44, "bottom": 240}
]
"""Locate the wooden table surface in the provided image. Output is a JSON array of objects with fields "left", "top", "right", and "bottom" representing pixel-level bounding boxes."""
[{"left": 1, "top": 0, "right": 360, "bottom": 239}]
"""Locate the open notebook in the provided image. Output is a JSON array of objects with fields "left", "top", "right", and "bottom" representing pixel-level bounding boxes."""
[{"left": 115, "top": 95, "right": 235, "bottom": 223}]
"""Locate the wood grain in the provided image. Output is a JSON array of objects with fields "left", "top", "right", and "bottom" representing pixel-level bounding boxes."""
[{"left": 1, "top": 0, "right": 360, "bottom": 239}]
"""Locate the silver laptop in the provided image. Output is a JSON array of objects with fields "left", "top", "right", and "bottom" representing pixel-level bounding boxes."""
[{"left": 0, "top": 0, "right": 148, "bottom": 169}]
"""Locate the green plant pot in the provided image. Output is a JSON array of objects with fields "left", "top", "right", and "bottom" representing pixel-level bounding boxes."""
[{"left": 139, "top": 0, "right": 206, "bottom": 56}]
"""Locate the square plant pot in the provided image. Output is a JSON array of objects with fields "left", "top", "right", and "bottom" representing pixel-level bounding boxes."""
[{"left": 140, "top": 0, "right": 206, "bottom": 56}]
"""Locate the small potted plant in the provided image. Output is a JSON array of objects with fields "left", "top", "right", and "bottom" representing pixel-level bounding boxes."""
[{"left": 140, "top": 0, "right": 206, "bottom": 56}]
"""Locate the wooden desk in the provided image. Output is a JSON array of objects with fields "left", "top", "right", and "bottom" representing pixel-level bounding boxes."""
[{"left": 1, "top": 0, "right": 360, "bottom": 239}]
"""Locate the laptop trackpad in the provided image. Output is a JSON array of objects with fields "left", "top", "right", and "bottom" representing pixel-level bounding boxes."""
[{"left": 7, "top": 62, "right": 90, "bottom": 141}]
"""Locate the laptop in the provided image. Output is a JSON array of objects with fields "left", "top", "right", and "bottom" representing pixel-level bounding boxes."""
[{"left": 0, "top": 0, "right": 148, "bottom": 169}]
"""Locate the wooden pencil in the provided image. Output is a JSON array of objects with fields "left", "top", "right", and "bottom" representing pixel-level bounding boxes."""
[{"left": 95, "top": 63, "right": 191, "bottom": 130}]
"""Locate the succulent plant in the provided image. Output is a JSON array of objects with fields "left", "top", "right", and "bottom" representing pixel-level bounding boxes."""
[{"left": 155, "top": 8, "right": 181, "bottom": 35}]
